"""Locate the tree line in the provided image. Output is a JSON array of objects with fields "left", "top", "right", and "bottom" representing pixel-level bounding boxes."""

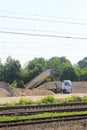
[{"left": 0, "top": 56, "right": 87, "bottom": 88}]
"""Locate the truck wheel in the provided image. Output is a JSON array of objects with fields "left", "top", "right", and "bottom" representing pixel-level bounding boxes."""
[{"left": 63, "top": 89, "right": 66, "bottom": 94}]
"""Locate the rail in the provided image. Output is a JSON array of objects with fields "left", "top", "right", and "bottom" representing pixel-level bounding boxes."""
[
  {"left": 0, "top": 102, "right": 87, "bottom": 128},
  {"left": 0, "top": 114, "right": 87, "bottom": 128}
]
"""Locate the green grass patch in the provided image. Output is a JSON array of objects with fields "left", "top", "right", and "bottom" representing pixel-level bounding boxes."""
[
  {"left": 18, "top": 98, "right": 33, "bottom": 105},
  {"left": 36, "top": 95, "right": 57, "bottom": 104},
  {"left": 59, "top": 95, "right": 87, "bottom": 103},
  {"left": 0, "top": 111, "right": 87, "bottom": 121}
]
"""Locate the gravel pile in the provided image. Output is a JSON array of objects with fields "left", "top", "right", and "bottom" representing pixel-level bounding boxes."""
[
  {"left": 12, "top": 88, "right": 54, "bottom": 96},
  {"left": 0, "top": 82, "right": 54, "bottom": 97},
  {"left": 72, "top": 82, "right": 87, "bottom": 93},
  {"left": 38, "top": 81, "right": 61, "bottom": 90}
]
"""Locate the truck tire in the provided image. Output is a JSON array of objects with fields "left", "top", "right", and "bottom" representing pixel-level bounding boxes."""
[{"left": 63, "top": 89, "right": 66, "bottom": 94}]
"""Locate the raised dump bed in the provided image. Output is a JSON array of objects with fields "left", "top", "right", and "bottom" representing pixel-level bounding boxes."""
[{"left": 26, "top": 69, "right": 52, "bottom": 89}]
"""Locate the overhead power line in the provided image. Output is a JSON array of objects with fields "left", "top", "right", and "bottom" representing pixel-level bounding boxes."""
[
  {"left": 0, "top": 27, "right": 87, "bottom": 36},
  {"left": 0, "top": 30, "right": 87, "bottom": 40},
  {"left": 0, "top": 9, "right": 87, "bottom": 21},
  {"left": 0, "top": 15, "right": 87, "bottom": 26}
]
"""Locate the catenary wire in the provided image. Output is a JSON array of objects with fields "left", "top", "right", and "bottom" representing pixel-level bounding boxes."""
[
  {"left": 0, "top": 30, "right": 87, "bottom": 40},
  {"left": 0, "top": 27, "right": 87, "bottom": 36},
  {"left": 0, "top": 15, "right": 87, "bottom": 26},
  {"left": 0, "top": 9, "right": 87, "bottom": 21}
]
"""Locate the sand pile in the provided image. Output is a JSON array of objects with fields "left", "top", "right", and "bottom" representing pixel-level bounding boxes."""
[
  {"left": 0, "top": 82, "right": 14, "bottom": 97},
  {"left": 12, "top": 88, "right": 54, "bottom": 96},
  {"left": 38, "top": 81, "right": 61, "bottom": 90},
  {"left": 72, "top": 82, "right": 87, "bottom": 93},
  {"left": 0, "top": 82, "right": 55, "bottom": 97}
]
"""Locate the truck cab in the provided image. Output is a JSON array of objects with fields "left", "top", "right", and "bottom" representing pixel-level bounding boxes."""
[{"left": 62, "top": 80, "right": 72, "bottom": 93}]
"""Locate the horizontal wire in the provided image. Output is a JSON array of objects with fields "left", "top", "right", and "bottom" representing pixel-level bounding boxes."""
[
  {"left": 0, "top": 27, "right": 87, "bottom": 36},
  {"left": 0, "top": 30, "right": 87, "bottom": 40},
  {"left": 0, "top": 15, "right": 87, "bottom": 26},
  {"left": 0, "top": 9, "right": 87, "bottom": 21}
]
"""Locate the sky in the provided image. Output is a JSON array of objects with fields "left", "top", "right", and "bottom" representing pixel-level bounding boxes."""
[{"left": 0, "top": 0, "right": 87, "bottom": 66}]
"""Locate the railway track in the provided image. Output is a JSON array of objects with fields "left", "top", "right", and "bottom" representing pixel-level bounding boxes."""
[
  {"left": 0, "top": 102, "right": 87, "bottom": 116},
  {"left": 0, "top": 102, "right": 87, "bottom": 128},
  {"left": 0, "top": 113, "right": 87, "bottom": 128},
  {"left": 0, "top": 107, "right": 87, "bottom": 116}
]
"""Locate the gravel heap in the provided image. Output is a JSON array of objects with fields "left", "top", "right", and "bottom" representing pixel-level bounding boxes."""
[
  {"left": 12, "top": 88, "right": 54, "bottom": 96},
  {"left": 0, "top": 82, "right": 55, "bottom": 97},
  {"left": 38, "top": 81, "right": 61, "bottom": 90}
]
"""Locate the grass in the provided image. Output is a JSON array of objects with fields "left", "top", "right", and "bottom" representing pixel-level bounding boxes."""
[
  {"left": 0, "top": 111, "right": 87, "bottom": 121},
  {"left": 36, "top": 95, "right": 56, "bottom": 104},
  {"left": 0, "top": 95, "right": 87, "bottom": 107},
  {"left": 36, "top": 95, "right": 87, "bottom": 105}
]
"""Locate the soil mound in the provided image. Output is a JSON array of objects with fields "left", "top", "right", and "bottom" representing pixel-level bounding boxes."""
[
  {"left": 0, "top": 82, "right": 54, "bottom": 97},
  {"left": 0, "top": 82, "right": 14, "bottom": 97},
  {"left": 12, "top": 88, "right": 54, "bottom": 96},
  {"left": 38, "top": 81, "right": 61, "bottom": 90},
  {"left": 72, "top": 82, "right": 87, "bottom": 93}
]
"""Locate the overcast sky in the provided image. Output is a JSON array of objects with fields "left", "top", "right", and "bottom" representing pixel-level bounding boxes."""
[{"left": 0, "top": 0, "right": 87, "bottom": 66}]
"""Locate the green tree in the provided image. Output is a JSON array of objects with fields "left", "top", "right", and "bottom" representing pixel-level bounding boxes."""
[
  {"left": 0, "top": 62, "right": 5, "bottom": 81},
  {"left": 3, "top": 56, "right": 22, "bottom": 84},
  {"left": 77, "top": 57, "right": 87, "bottom": 68},
  {"left": 79, "top": 68, "right": 87, "bottom": 81},
  {"left": 47, "top": 56, "right": 71, "bottom": 80},
  {"left": 60, "top": 64, "right": 79, "bottom": 81},
  {"left": 24, "top": 57, "right": 47, "bottom": 83}
]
